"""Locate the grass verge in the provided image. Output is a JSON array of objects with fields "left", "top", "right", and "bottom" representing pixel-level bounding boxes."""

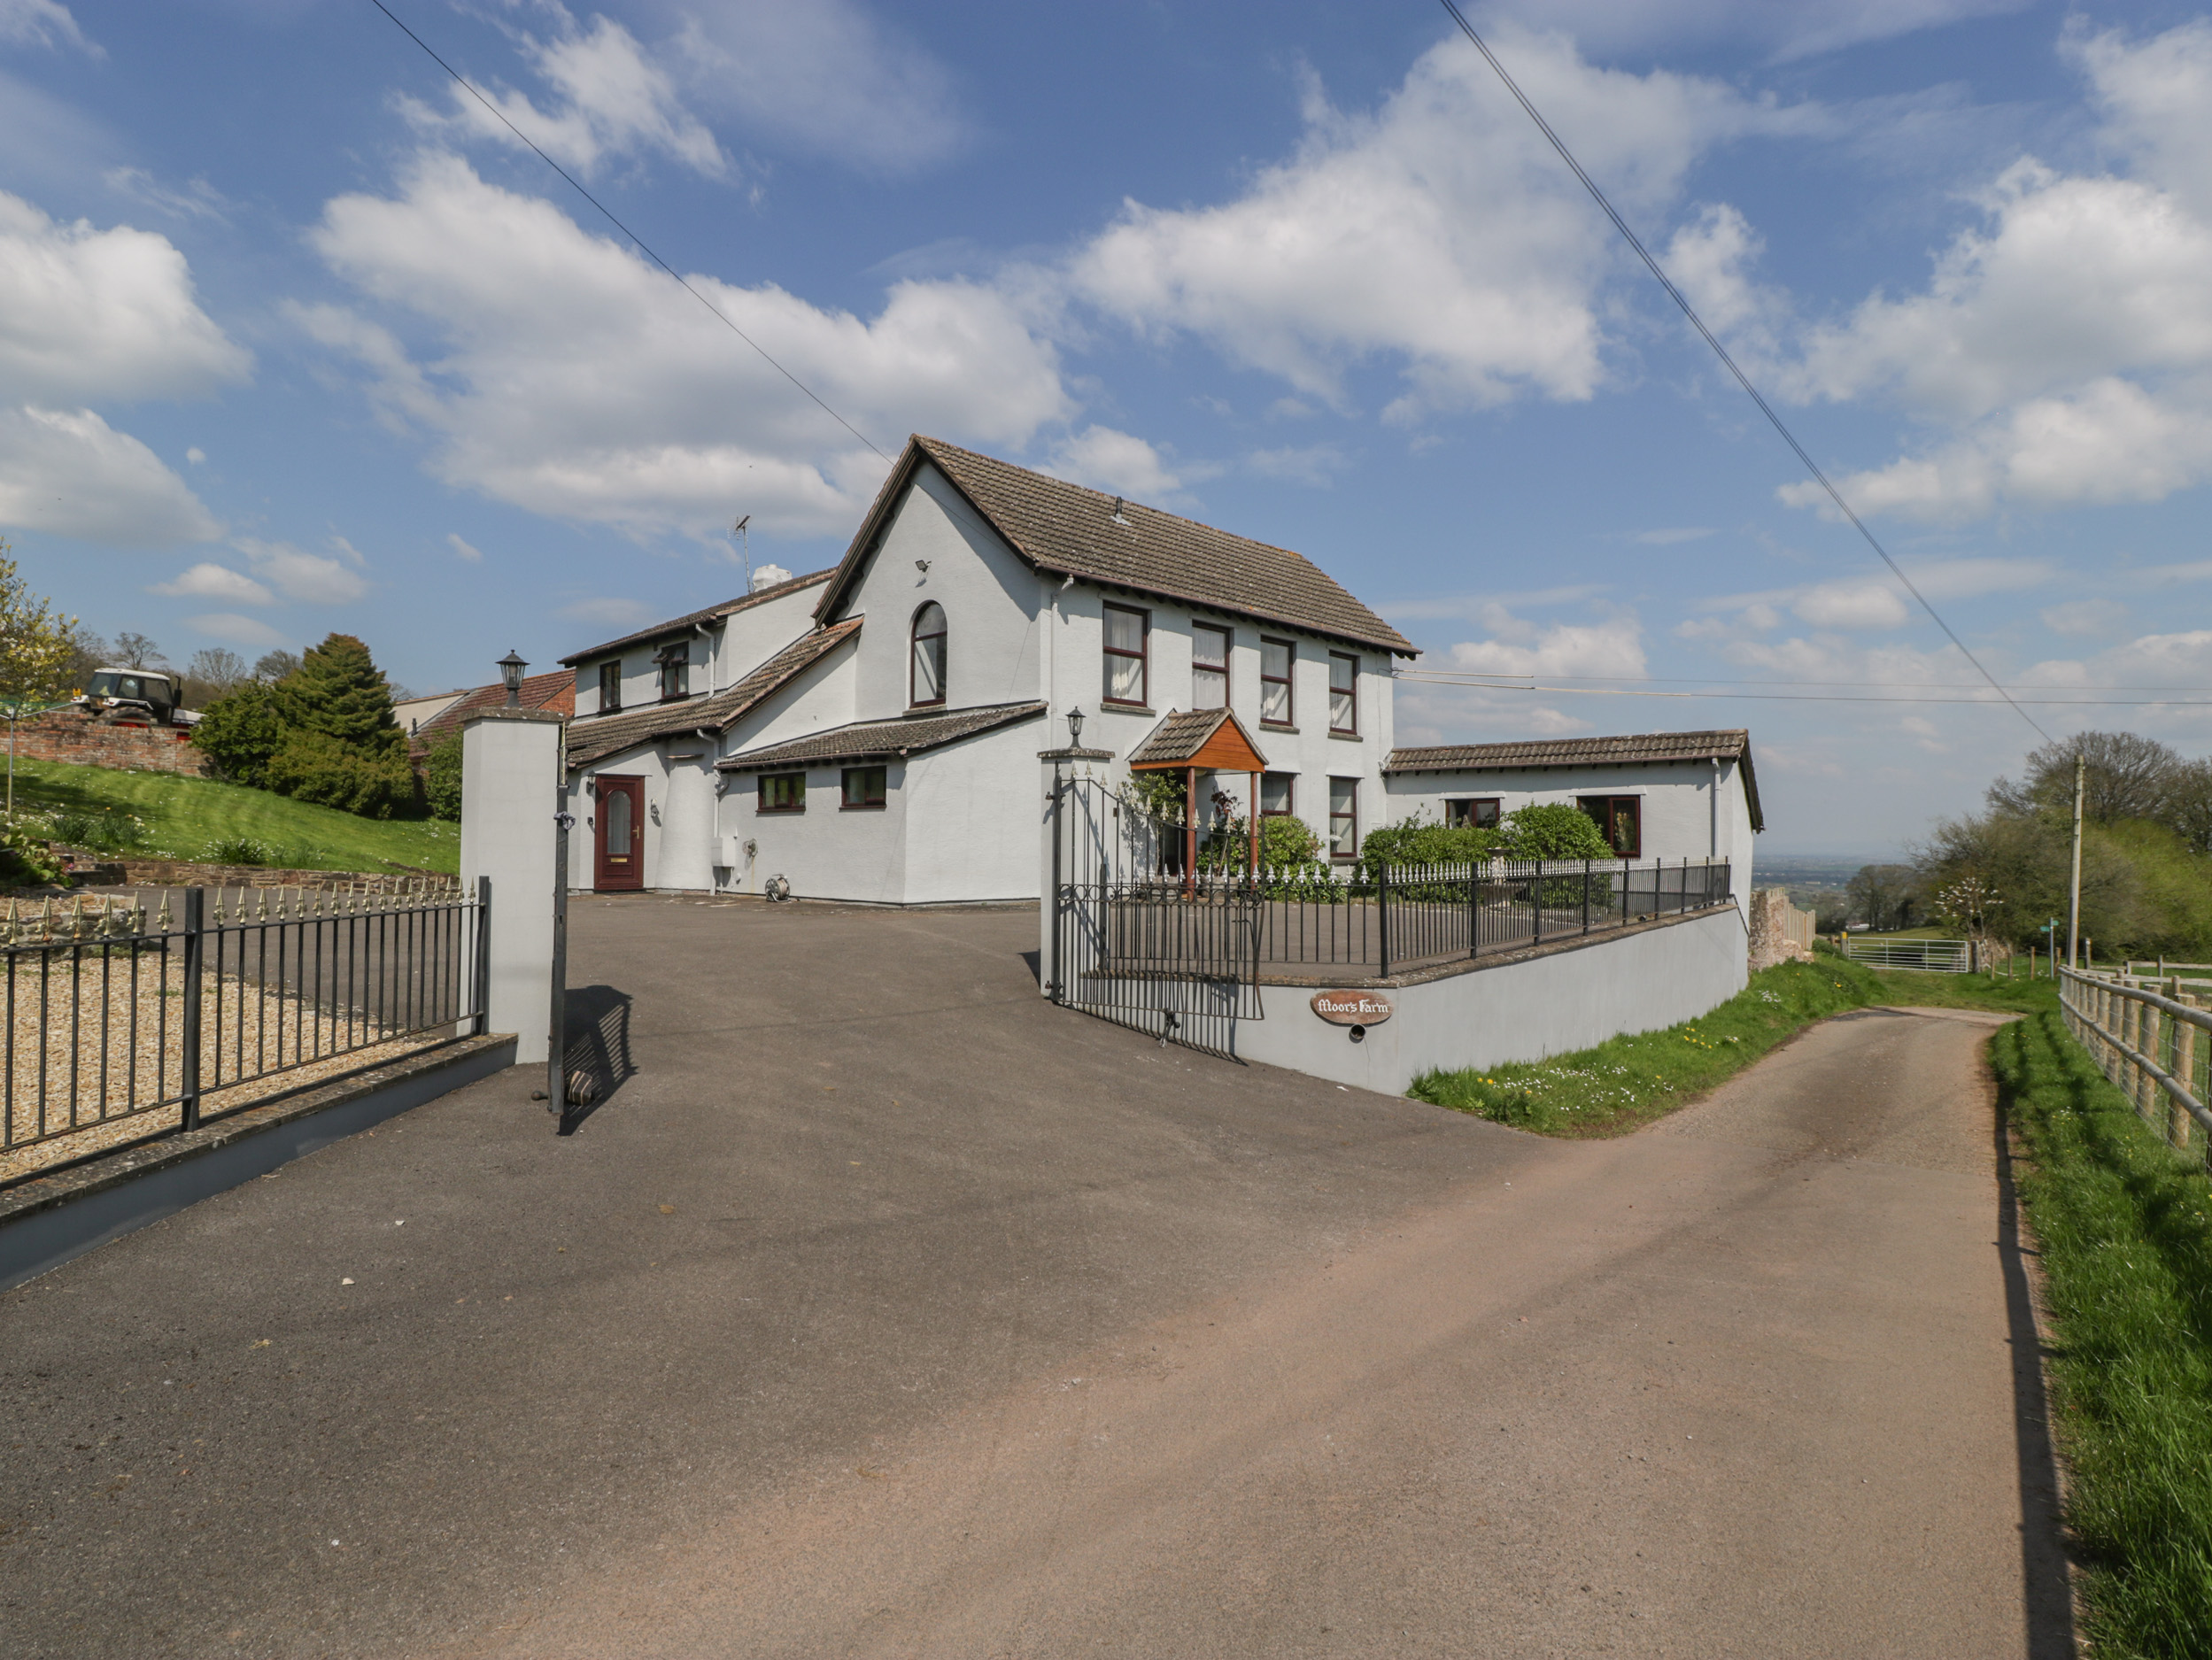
[
  {"left": 1994, "top": 1009, "right": 2212, "bottom": 1657},
  {"left": 1408, "top": 947, "right": 2056, "bottom": 1137},
  {"left": 4, "top": 758, "right": 458, "bottom": 876}
]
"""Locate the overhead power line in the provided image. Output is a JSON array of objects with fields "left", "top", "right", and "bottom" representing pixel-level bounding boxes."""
[
  {"left": 1431, "top": 1, "right": 2053, "bottom": 745},
  {"left": 1409, "top": 670, "right": 2212, "bottom": 692},
  {"left": 365, "top": 0, "right": 889, "bottom": 463},
  {"left": 1396, "top": 670, "right": 2212, "bottom": 708}
]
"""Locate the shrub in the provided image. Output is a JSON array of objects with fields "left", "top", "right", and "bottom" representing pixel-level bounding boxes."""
[
  {"left": 1359, "top": 813, "right": 1501, "bottom": 874},
  {"left": 206, "top": 836, "right": 275, "bottom": 867},
  {"left": 0, "top": 819, "right": 66, "bottom": 887},
  {"left": 1258, "top": 813, "right": 1321, "bottom": 867},
  {"left": 1497, "top": 802, "right": 1615, "bottom": 861},
  {"left": 190, "top": 681, "right": 287, "bottom": 786},
  {"left": 265, "top": 730, "right": 420, "bottom": 820},
  {"left": 424, "top": 731, "right": 463, "bottom": 822},
  {"left": 47, "top": 808, "right": 148, "bottom": 853}
]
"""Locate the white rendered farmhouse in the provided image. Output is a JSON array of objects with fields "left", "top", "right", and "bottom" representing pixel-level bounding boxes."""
[{"left": 554, "top": 436, "right": 1760, "bottom": 904}]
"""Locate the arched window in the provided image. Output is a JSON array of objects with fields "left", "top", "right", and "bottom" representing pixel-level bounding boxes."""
[{"left": 910, "top": 602, "right": 947, "bottom": 707}]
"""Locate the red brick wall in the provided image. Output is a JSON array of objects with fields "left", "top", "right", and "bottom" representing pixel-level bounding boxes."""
[{"left": 11, "top": 712, "right": 213, "bottom": 777}]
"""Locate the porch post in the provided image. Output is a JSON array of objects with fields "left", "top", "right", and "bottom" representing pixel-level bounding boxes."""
[
  {"left": 1184, "top": 766, "right": 1196, "bottom": 894},
  {"left": 1248, "top": 770, "right": 1259, "bottom": 876}
]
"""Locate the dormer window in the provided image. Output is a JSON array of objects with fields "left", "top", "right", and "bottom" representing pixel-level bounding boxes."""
[
  {"left": 655, "top": 641, "right": 688, "bottom": 702},
  {"left": 599, "top": 661, "right": 622, "bottom": 714},
  {"left": 910, "top": 602, "right": 947, "bottom": 707}
]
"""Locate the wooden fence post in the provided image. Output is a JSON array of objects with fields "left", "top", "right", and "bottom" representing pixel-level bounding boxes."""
[
  {"left": 2141, "top": 1000, "right": 2162, "bottom": 1126},
  {"left": 2175, "top": 1013, "right": 2196, "bottom": 1151}
]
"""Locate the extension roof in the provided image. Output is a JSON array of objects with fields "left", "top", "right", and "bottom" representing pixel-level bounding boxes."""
[
  {"left": 411, "top": 669, "right": 575, "bottom": 748},
  {"left": 557, "top": 567, "right": 835, "bottom": 667},
  {"left": 1384, "top": 730, "right": 1761, "bottom": 831},
  {"left": 566, "top": 619, "right": 861, "bottom": 770},
  {"left": 1126, "top": 707, "right": 1271, "bottom": 774},
  {"left": 817, "top": 436, "right": 1417, "bottom": 658},
  {"left": 715, "top": 700, "right": 1047, "bottom": 774}
]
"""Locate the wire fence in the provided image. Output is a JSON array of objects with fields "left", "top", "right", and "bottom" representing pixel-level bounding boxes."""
[
  {"left": 1, "top": 882, "right": 487, "bottom": 1188},
  {"left": 2060, "top": 968, "right": 2212, "bottom": 1163}
]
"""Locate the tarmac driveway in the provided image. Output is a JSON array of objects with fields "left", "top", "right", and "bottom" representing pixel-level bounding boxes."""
[{"left": 0, "top": 898, "right": 2069, "bottom": 1657}]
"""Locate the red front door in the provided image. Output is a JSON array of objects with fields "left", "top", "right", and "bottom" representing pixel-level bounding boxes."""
[{"left": 593, "top": 775, "right": 646, "bottom": 892}]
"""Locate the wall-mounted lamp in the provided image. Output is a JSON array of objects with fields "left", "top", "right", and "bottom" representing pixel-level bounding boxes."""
[{"left": 498, "top": 649, "right": 528, "bottom": 709}]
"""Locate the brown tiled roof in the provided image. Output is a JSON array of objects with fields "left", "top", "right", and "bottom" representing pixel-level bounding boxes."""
[
  {"left": 716, "top": 700, "right": 1046, "bottom": 773},
  {"left": 411, "top": 670, "right": 574, "bottom": 748},
  {"left": 1126, "top": 707, "right": 1270, "bottom": 771},
  {"left": 557, "top": 567, "right": 835, "bottom": 666},
  {"left": 1385, "top": 730, "right": 1760, "bottom": 831},
  {"left": 566, "top": 620, "right": 860, "bottom": 770},
  {"left": 817, "top": 436, "right": 1416, "bottom": 657}
]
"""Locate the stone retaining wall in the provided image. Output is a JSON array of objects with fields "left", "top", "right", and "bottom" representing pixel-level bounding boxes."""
[
  {"left": 63, "top": 853, "right": 456, "bottom": 894},
  {"left": 11, "top": 711, "right": 212, "bottom": 777}
]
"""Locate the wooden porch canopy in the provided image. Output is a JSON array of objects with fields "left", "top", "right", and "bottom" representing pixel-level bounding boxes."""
[{"left": 1126, "top": 709, "right": 1271, "bottom": 878}]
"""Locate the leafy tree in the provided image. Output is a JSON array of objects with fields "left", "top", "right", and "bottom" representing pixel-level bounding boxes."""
[
  {"left": 190, "top": 682, "right": 288, "bottom": 787},
  {"left": 186, "top": 647, "right": 249, "bottom": 700},
  {"left": 423, "top": 730, "right": 463, "bottom": 822},
  {"left": 252, "top": 648, "right": 301, "bottom": 683},
  {"left": 1845, "top": 863, "right": 1922, "bottom": 930},
  {"left": 2166, "top": 758, "right": 2212, "bottom": 856},
  {"left": 277, "top": 633, "right": 401, "bottom": 751},
  {"left": 59, "top": 622, "right": 107, "bottom": 692},
  {"left": 111, "top": 630, "right": 165, "bottom": 670},
  {"left": 1497, "top": 802, "right": 1614, "bottom": 861},
  {"left": 1987, "top": 730, "right": 2184, "bottom": 826},
  {"left": 0, "top": 545, "right": 81, "bottom": 820}
]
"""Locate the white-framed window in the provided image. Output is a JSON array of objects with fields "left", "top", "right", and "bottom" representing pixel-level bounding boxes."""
[
  {"left": 1103, "top": 603, "right": 1149, "bottom": 706},
  {"left": 1328, "top": 652, "right": 1357, "bottom": 735},
  {"left": 1260, "top": 637, "right": 1294, "bottom": 726},
  {"left": 1192, "top": 622, "right": 1230, "bottom": 711}
]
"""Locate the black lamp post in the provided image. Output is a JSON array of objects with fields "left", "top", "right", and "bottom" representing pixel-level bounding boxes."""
[
  {"left": 1065, "top": 706, "right": 1085, "bottom": 749},
  {"left": 498, "top": 650, "right": 528, "bottom": 709}
]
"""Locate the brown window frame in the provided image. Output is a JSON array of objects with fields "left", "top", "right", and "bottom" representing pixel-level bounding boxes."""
[
  {"left": 1259, "top": 772, "right": 1295, "bottom": 816},
  {"left": 1259, "top": 637, "right": 1295, "bottom": 727},
  {"left": 1328, "top": 651, "right": 1358, "bottom": 736},
  {"left": 655, "top": 640, "right": 689, "bottom": 703},
  {"left": 1102, "top": 603, "right": 1150, "bottom": 708},
  {"left": 840, "top": 765, "right": 887, "bottom": 810},
  {"left": 1327, "top": 776, "right": 1358, "bottom": 861},
  {"left": 1191, "top": 622, "right": 1231, "bottom": 712},
  {"left": 598, "top": 660, "right": 622, "bottom": 714},
  {"left": 757, "top": 772, "right": 806, "bottom": 815},
  {"left": 1577, "top": 795, "right": 1643, "bottom": 858},
  {"left": 1446, "top": 797, "right": 1501, "bottom": 830},
  {"left": 909, "top": 603, "right": 947, "bottom": 708}
]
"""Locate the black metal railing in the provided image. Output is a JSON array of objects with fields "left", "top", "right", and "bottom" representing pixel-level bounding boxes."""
[
  {"left": 1, "top": 881, "right": 486, "bottom": 1185},
  {"left": 1248, "top": 856, "right": 1732, "bottom": 979}
]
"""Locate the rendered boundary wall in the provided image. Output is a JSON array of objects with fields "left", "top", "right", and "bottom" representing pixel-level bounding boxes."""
[{"left": 1231, "top": 905, "right": 1748, "bottom": 1094}]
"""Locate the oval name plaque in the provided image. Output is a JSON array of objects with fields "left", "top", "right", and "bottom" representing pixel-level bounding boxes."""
[{"left": 1311, "top": 989, "right": 1393, "bottom": 1026}]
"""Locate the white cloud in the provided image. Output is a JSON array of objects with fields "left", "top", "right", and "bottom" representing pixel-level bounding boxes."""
[
  {"left": 0, "top": 405, "right": 218, "bottom": 544},
  {"left": 300, "top": 153, "right": 1069, "bottom": 538},
  {"left": 0, "top": 0, "right": 94, "bottom": 54},
  {"left": 2040, "top": 598, "right": 2128, "bottom": 636},
  {"left": 103, "top": 167, "right": 229, "bottom": 223},
  {"left": 1899, "top": 714, "right": 1948, "bottom": 753},
  {"left": 659, "top": 0, "right": 969, "bottom": 174},
  {"left": 1634, "top": 526, "right": 1714, "bottom": 545},
  {"left": 186, "top": 613, "right": 286, "bottom": 649},
  {"left": 447, "top": 532, "right": 483, "bottom": 563},
  {"left": 185, "top": 445, "right": 205, "bottom": 464},
  {"left": 150, "top": 562, "right": 273, "bottom": 606},
  {"left": 234, "top": 538, "right": 368, "bottom": 604},
  {"left": 1244, "top": 444, "right": 1349, "bottom": 486},
  {"left": 1065, "top": 28, "right": 1810, "bottom": 421},
  {"left": 1448, "top": 612, "right": 1646, "bottom": 678},
  {"left": 1791, "top": 580, "right": 1911, "bottom": 630},
  {"left": 1772, "top": 22, "right": 2212, "bottom": 521},
  {"left": 414, "top": 12, "right": 726, "bottom": 181},
  {"left": 1040, "top": 426, "right": 1191, "bottom": 500},
  {"left": 0, "top": 189, "right": 249, "bottom": 405},
  {"left": 1487, "top": 0, "right": 2030, "bottom": 63}
]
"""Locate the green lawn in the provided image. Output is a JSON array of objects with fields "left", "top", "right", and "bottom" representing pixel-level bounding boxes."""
[
  {"left": 1408, "top": 949, "right": 2054, "bottom": 1137},
  {"left": 7, "top": 757, "right": 458, "bottom": 876},
  {"left": 1995, "top": 1010, "right": 2212, "bottom": 1657}
]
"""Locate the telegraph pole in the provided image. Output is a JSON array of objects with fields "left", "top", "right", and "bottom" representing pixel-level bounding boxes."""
[{"left": 2066, "top": 752, "right": 2085, "bottom": 970}]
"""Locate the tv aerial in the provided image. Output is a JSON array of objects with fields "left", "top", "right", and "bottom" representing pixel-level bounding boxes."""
[{"left": 730, "top": 513, "right": 751, "bottom": 586}]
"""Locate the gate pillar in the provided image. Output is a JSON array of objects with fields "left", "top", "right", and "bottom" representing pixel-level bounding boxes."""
[
  {"left": 1037, "top": 740, "right": 1116, "bottom": 997},
  {"left": 460, "top": 708, "right": 567, "bottom": 1063}
]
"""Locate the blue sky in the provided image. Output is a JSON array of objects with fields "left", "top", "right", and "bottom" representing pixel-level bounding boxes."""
[{"left": 6, "top": 0, "right": 2212, "bottom": 854}]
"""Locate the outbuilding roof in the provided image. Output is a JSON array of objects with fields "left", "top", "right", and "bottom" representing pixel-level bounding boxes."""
[
  {"left": 557, "top": 567, "right": 835, "bottom": 667},
  {"left": 1126, "top": 707, "right": 1271, "bottom": 774},
  {"left": 411, "top": 669, "right": 575, "bottom": 749},
  {"left": 1386, "top": 730, "right": 1761, "bottom": 831},
  {"left": 817, "top": 436, "right": 1417, "bottom": 658},
  {"left": 715, "top": 700, "right": 1047, "bottom": 774},
  {"left": 566, "top": 619, "right": 861, "bottom": 770}
]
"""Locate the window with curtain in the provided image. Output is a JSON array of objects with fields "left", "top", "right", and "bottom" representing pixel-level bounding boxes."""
[
  {"left": 758, "top": 773, "right": 806, "bottom": 814},
  {"left": 1192, "top": 623, "right": 1230, "bottom": 710},
  {"left": 1103, "top": 604, "right": 1149, "bottom": 706},
  {"left": 656, "top": 641, "right": 688, "bottom": 701},
  {"left": 1328, "top": 777, "right": 1357, "bottom": 859},
  {"left": 1260, "top": 637, "right": 1294, "bottom": 725},
  {"left": 842, "top": 766, "right": 887, "bottom": 808},
  {"left": 1328, "top": 652, "right": 1357, "bottom": 735},
  {"left": 910, "top": 603, "right": 947, "bottom": 707}
]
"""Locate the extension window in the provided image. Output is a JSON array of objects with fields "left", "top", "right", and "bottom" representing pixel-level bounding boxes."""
[
  {"left": 1577, "top": 795, "right": 1642, "bottom": 858},
  {"left": 758, "top": 772, "right": 806, "bottom": 814},
  {"left": 1445, "top": 797, "right": 1501, "bottom": 830},
  {"left": 841, "top": 766, "right": 887, "bottom": 809}
]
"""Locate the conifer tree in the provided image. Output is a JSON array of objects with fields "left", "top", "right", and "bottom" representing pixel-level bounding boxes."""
[{"left": 278, "top": 633, "right": 401, "bottom": 751}]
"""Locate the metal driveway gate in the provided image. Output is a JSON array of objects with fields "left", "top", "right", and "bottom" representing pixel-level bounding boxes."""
[{"left": 1047, "top": 774, "right": 1261, "bottom": 1057}]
